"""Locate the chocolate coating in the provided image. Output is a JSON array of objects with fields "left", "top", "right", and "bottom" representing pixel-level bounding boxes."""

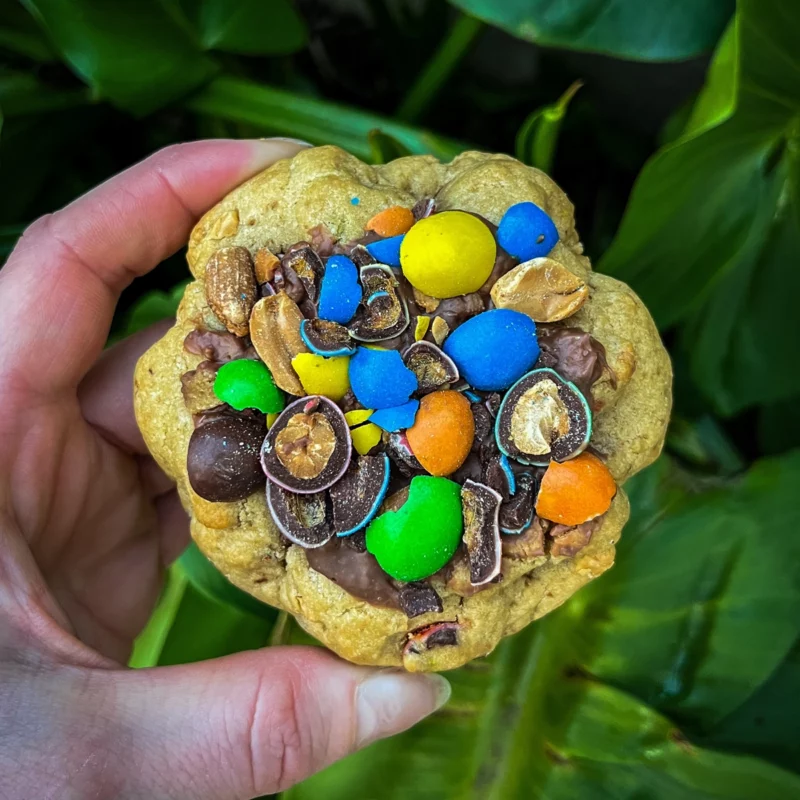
[{"left": 187, "top": 414, "right": 266, "bottom": 502}]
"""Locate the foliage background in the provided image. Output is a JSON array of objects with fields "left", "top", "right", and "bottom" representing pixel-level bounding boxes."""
[{"left": 2, "top": 0, "right": 799, "bottom": 796}]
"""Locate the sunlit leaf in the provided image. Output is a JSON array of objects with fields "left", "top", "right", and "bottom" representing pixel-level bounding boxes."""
[{"left": 367, "top": 128, "right": 412, "bottom": 164}]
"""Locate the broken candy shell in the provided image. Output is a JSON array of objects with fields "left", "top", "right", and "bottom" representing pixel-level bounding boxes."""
[
  {"left": 369, "top": 400, "right": 419, "bottom": 432},
  {"left": 402, "top": 341, "right": 459, "bottom": 394},
  {"left": 366, "top": 206, "right": 415, "bottom": 237},
  {"left": 491, "top": 257, "right": 588, "bottom": 322},
  {"left": 404, "top": 621, "right": 460, "bottom": 656},
  {"left": 318, "top": 254, "right": 362, "bottom": 324},
  {"left": 351, "top": 423, "right": 382, "bottom": 455},
  {"left": 348, "top": 346, "right": 418, "bottom": 409},
  {"left": 535, "top": 452, "right": 616, "bottom": 526},
  {"left": 366, "top": 475, "right": 463, "bottom": 582},
  {"left": 414, "top": 316, "right": 430, "bottom": 341},
  {"left": 400, "top": 211, "right": 495, "bottom": 298},
  {"left": 442, "top": 309, "right": 539, "bottom": 391},
  {"left": 406, "top": 390, "right": 474, "bottom": 477},
  {"left": 213, "top": 359, "right": 284, "bottom": 414},
  {"left": 496, "top": 368, "right": 591, "bottom": 465},
  {"left": 331, "top": 454, "right": 391, "bottom": 536},
  {"left": 187, "top": 414, "right": 266, "bottom": 502},
  {"left": 282, "top": 246, "right": 324, "bottom": 302},
  {"left": 365, "top": 234, "right": 404, "bottom": 267},
  {"left": 461, "top": 479, "right": 502, "bottom": 586},
  {"left": 267, "top": 483, "right": 333, "bottom": 548},
  {"left": 261, "top": 396, "right": 351, "bottom": 493},
  {"left": 348, "top": 265, "right": 410, "bottom": 342},
  {"left": 497, "top": 201, "right": 559, "bottom": 261},
  {"left": 300, "top": 318, "right": 356, "bottom": 357},
  {"left": 499, "top": 471, "right": 536, "bottom": 534},
  {"left": 204, "top": 246, "right": 258, "bottom": 337},
  {"left": 291, "top": 352, "right": 351, "bottom": 402}
]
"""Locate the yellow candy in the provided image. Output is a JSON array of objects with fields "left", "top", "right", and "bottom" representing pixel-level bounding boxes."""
[
  {"left": 345, "top": 408, "right": 374, "bottom": 426},
  {"left": 291, "top": 353, "right": 350, "bottom": 401},
  {"left": 400, "top": 211, "right": 496, "bottom": 298},
  {"left": 351, "top": 422, "right": 382, "bottom": 455},
  {"left": 414, "top": 315, "right": 430, "bottom": 341},
  {"left": 266, "top": 412, "right": 280, "bottom": 429}
]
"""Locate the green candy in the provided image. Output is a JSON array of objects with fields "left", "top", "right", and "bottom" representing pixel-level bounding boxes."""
[
  {"left": 366, "top": 475, "right": 463, "bottom": 582},
  {"left": 213, "top": 359, "right": 284, "bottom": 414}
]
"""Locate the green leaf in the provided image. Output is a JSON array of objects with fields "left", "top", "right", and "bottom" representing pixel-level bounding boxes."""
[
  {"left": 113, "top": 282, "right": 187, "bottom": 343},
  {"left": 180, "top": 0, "right": 307, "bottom": 55},
  {"left": 0, "top": 0, "right": 56, "bottom": 60},
  {"left": 0, "top": 69, "right": 90, "bottom": 117},
  {"left": 20, "top": 0, "right": 217, "bottom": 114},
  {"left": 367, "top": 129, "right": 412, "bottom": 164},
  {"left": 445, "top": 0, "right": 734, "bottom": 62},
  {"left": 515, "top": 80, "right": 582, "bottom": 172},
  {"left": 186, "top": 76, "right": 469, "bottom": 161},
  {"left": 758, "top": 397, "right": 800, "bottom": 455}
]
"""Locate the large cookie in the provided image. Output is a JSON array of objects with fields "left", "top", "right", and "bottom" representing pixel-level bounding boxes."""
[{"left": 134, "top": 146, "right": 672, "bottom": 672}]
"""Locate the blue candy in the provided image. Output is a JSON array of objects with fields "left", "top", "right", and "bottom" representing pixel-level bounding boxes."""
[
  {"left": 443, "top": 309, "right": 539, "bottom": 391},
  {"left": 499, "top": 454, "right": 516, "bottom": 496},
  {"left": 318, "top": 255, "right": 362, "bottom": 324},
  {"left": 365, "top": 234, "right": 404, "bottom": 267},
  {"left": 497, "top": 201, "right": 559, "bottom": 261},
  {"left": 370, "top": 400, "right": 420, "bottom": 432},
  {"left": 349, "top": 347, "right": 418, "bottom": 409}
]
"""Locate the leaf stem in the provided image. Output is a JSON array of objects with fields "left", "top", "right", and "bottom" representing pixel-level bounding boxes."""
[{"left": 396, "top": 14, "right": 484, "bottom": 123}]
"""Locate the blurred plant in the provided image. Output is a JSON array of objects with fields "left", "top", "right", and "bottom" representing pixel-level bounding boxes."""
[{"left": 2, "top": 0, "right": 799, "bottom": 796}]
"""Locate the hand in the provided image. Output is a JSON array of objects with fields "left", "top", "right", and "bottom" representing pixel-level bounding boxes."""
[{"left": 0, "top": 139, "right": 450, "bottom": 799}]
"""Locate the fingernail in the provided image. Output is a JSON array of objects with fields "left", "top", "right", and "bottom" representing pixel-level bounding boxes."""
[
  {"left": 355, "top": 670, "right": 451, "bottom": 748},
  {"left": 265, "top": 137, "right": 313, "bottom": 147}
]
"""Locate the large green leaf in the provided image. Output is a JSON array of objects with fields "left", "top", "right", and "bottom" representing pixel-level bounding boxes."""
[
  {"left": 186, "top": 76, "right": 469, "bottom": 161},
  {"left": 179, "top": 0, "right": 307, "bottom": 55},
  {"left": 0, "top": 0, "right": 56, "bottom": 60},
  {"left": 446, "top": 0, "right": 734, "bottom": 62},
  {"left": 21, "top": 0, "right": 217, "bottom": 114}
]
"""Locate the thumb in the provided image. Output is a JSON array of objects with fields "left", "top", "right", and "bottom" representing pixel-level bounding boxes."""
[{"left": 108, "top": 646, "right": 450, "bottom": 798}]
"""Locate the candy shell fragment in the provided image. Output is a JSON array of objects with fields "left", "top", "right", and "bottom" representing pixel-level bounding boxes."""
[
  {"left": 331, "top": 454, "right": 391, "bottom": 537},
  {"left": 365, "top": 234, "right": 404, "bottom": 267},
  {"left": 318, "top": 254, "right": 362, "bottom": 324},
  {"left": 349, "top": 346, "right": 418, "bottom": 409},
  {"left": 414, "top": 316, "right": 430, "bottom": 341},
  {"left": 351, "top": 423, "right": 382, "bottom": 456},
  {"left": 370, "top": 400, "right": 420, "bottom": 432},
  {"left": 461, "top": 479, "right": 502, "bottom": 586},
  {"left": 348, "top": 265, "right": 409, "bottom": 342},
  {"left": 400, "top": 211, "right": 495, "bottom": 298},
  {"left": 213, "top": 359, "right": 284, "bottom": 413},
  {"left": 402, "top": 341, "right": 459, "bottom": 394},
  {"left": 442, "top": 309, "right": 539, "bottom": 391},
  {"left": 366, "top": 206, "right": 415, "bottom": 237},
  {"left": 267, "top": 482, "right": 333, "bottom": 548},
  {"left": 282, "top": 246, "right": 324, "bottom": 302},
  {"left": 345, "top": 408, "right": 374, "bottom": 426},
  {"left": 300, "top": 318, "right": 356, "bottom": 357},
  {"left": 497, "top": 201, "right": 559, "bottom": 262},
  {"left": 291, "top": 353, "right": 351, "bottom": 402}
]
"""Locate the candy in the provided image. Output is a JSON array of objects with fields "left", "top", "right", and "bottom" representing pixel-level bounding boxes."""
[
  {"left": 282, "top": 246, "right": 324, "bottom": 302},
  {"left": 398, "top": 583, "right": 443, "bottom": 618},
  {"left": 402, "top": 341, "right": 459, "bottom": 394},
  {"left": 318, "top": 255, "right": 362, "bottom": 324},
  {"left": 370, "top": 400, "right": 419, "bottom": 432},
  {"left": 404, "top": 621, "right": 461, "bottom": 656},
  {"left": 366, "top": 206, "right": 415, "bottom": 237},
  {"left": 267, "top": 484, "right": 332, "bottom": 548},
  {"left": 496, "top": 368, "right": 591, "bottom": 465},
  {"left": 461, "top": 480, "right": 502, "bottom": 586},
  {"left": 345, "top": 408, "right": 374, "bottom": 426},
  {"left": 291, "top": 353, "right": 350, "bottom": 402},
  {"left": 399, "top": 211, "right": 495, "bottom": 298},
  {"left": 442, "top": 309, "right": 539, "bottom": 391},
  {"left": 331, "top": 454, "right": 391, "bottom": 536},
  {"left": 348, "top": 265, "right": 409, "bottom": 342},
  {"left": 351, "top": 423, "right": 382, "bottom": 455},
  {"left": 300, "top": 318, "right": 356, "bottom": 357},
  {"left": 348, "top": 346, "right": 418, "bottom": 409},
  {"left": 204, "top": 246, "right": 257, "bottom": 337},
  {"left": 261, "top": 396, "right": 351, "bottom": 493},
  {"left": 406, "top": 390, "right": 474, "bottom": 476},
  {"left": 535, "top": 452, "right": 616, "bottom": 526},
  {"left": 497, "top": 201, "right": 559, "bottom": 261},
  {"left": 414, "top": 315, "right": 430, "bottom": 341},
  {"left": 499, "top": 472, "right": 535, "bottom": 535},
  {"left": 187, "top": 415, "right": 266, "bottom": 502},
  {"left": 365, "top": 234, "right": 404, "bottom": 267},
  {"left": 213, "top": 359, "right": 284, "bottom": 413},
  {"left": 366, "top": 475, "right": 463, "bottom": 581}
]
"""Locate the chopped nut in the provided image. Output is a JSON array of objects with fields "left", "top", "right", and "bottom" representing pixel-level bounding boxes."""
[
  {"left": 491, "top": 257, "right": 588, "bottom": 322},
  {"left": 249, "top": 292, "right": 309, "bottom": 395},
  {"left": 254, "top": 247, "right": 280, "bottom": 283},
  {"left": 180, "top": 362, "right": 222, "bottom": 415},
  {"left": 549, "top": 519, "right": 599, "bottom": 557},
  {"left": 509, "top": 378, "right": 570, "bottom": 456},
  {"left": 275, "top": 412, "right": 337, "bottom": 480},
  {"left": 208, "top": 209, "right": 240, "bottom": 239},
  {"left": 413, "top": 287, "right": 441, "bottom": 313},
  {"left": 204, "top": 246, "right": 257, "bottom": 336},
  {"left": 502, "top": 517, "right": 548, "bottom": 560},
  {"left": 431, "top": 316, "right": 450, "bottom": 345}
]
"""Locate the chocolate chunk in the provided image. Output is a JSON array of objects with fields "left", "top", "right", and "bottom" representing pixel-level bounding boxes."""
[
  {"left": 461, "top": 480, "right": 502, "bottom": 586},
  {"left": 499, "top": 472, "right": 536, "bottom": 534},
  {"left": 402, "top": 341, "right": 459, "bottom": 394},
  {"left": 404, "top": 621, "right": 460, "bottom": 655},
  {"left": 305, "top": 537, "right": 400, "bottom": 608},
  {"left": 330, "top": 454, "right": 390, "bottom": 536},
  {"left": 348, "top": 244, "right": 378, "bottom": 267},
  {"left": 535, "top": 327, "right": 616, "bottom": 401},
  {"left": 187, "top": 414, "right": 266, "bottom": 502},
  {"left": 266, "top": 482, "right": 333, "bottom": 548},
  {"left": 281, "top": 245, "right": 324, "bottom": 303},
  {"left": 348, "top": 265, "right": 410, "bottom": 342},
  {"left": 261, "top": 396, "right": 352, "bottom": 493},
  {"left": 503, "top": 516, "right": 547, "bottom": 560},
  {"left": 549, "top": 517, "right": 601, "bottom": 557},
  {"left": 483, "top": 454, "right": 515, "bottom": 502},
  {"left": 433, "top": 293, "right": 486, "bottom": 333},
  {"left": 450, "top": 452, "right": 484, "bottom": 485},
  {"left": 272, "top": 262, "right": 307, "bottom": 305},
  {"left": 181, "top": 361, "right": 222, "bottom": 415},
  {"left": 308, "top": 224, "right": 339, "bottom": 257},
  {"left": 184, "top": 329, "right": 249, "bottom": 362},
  {"left": 496, "top": 368, "right": 592, "bottom": 466},
  {"left": 398, "top": 583, "right": 443, "bottom": 618},
  {"left": 412, "top": 197, "right": 436, "bottom": 220},
  {"left": 470, "top": 403, "right": 493, "bottom": 453}
]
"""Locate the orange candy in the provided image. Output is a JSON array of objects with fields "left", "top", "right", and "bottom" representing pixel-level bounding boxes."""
[
  {"left": 365, "top": 206, "right": 415, "bottom": 238},
  {"left": 535, "top": 452, "right": 616, "bottom": 526},
  {"left": 406, "top": 391, "right": 474, "bottom": 477}
]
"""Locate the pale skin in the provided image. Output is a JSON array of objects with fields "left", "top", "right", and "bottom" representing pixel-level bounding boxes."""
[{"left": 0, "top": 139, "right": 449, "bottom": 800}]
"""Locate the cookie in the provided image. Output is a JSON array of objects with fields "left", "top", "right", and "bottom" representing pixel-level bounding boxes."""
[{"left": 134, "top": 146, "right": 672, "bottom": 672}]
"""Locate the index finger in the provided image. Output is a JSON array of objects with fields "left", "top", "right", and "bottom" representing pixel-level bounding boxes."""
[{"left": 0, "top": 138, "right": 307, "bottom": 397}]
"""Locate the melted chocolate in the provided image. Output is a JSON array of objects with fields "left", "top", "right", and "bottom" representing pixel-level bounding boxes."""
[{"left": 184, "top": 329, "right": 249, "bottom": 362}]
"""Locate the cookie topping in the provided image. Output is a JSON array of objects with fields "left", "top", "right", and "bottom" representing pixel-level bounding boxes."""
[
  {"left": 404, "top": 621, "right": 460, "bottom": 656},
  {"left": 330, "top": 454, "right": 391, "bottom": 537},
  {"left": 281, "top": 245, "right": 324, "bottom": 303},
  {"left": 496, "top": 201, "right": 559, "bottom": 261},
  {"left": 204, "top": 246, "right": 257, "bottom": 337},
  {"left": 366, "top": 206, "right": 415, "bottom": 237},
  {"left": 348, "top": 346, "right": 418, "bottom": 409},
  {"left": 365, "top": 234, "right": 404, "bottom": 267},
  {"left": 402, "top": 341, "right": 459, "bottom": 394},
  {"left": 267, "top": 483, "right": 333, "bottom": 548},
  {"left": 398, "top": 583, "right": 443, "bottom": 618},
  {"left": 348, "top": 265, "right": 410, "bottom": 342},
  {"left": 214, "top": 359, "right": 285, "bottom": 414},
  {"left": 318, "top": 255, "right": 362, "bottom": 324},
  {"left": 291, "top": 353, "right": 351, "bottom": 402},
  {"left": 300, "top": 318, "right": 356, "bottom": 357},
  {"left": 496, "top": 368, "right": 591, "bottom": 465},
  {"left": 461, "top": 479, "right": 503, "bottom": 586}
]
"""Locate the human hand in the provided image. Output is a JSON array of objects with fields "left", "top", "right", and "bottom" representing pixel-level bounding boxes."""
[{"left": 0, "top": 139, "right": 450, "bottom": 799}]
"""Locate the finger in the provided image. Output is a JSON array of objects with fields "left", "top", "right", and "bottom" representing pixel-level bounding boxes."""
[
  {"left": 0, "top": 138, "right": 308, "bottom": 396},
  {"left": 79, "top": 320, "right": 173, "bottom": 454},
  {"left": 155, "top": 490, "right": 190, "bottom": 565},
  {"left": 107, "top": 647, "right": 450, "bottom": 798}
]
